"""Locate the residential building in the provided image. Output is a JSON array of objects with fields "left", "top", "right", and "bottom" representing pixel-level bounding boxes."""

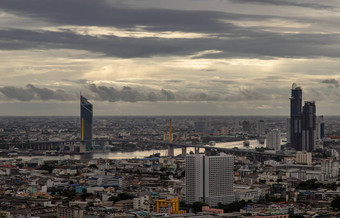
[
  {"left": 266, "top": 129, "right": 281, "bottom": 151},
  {"left": 185, "top": 153, "right": 234, "bottom": 206},
  {"left": 296, "top": 151, "right": 312, "bottom": 165}
]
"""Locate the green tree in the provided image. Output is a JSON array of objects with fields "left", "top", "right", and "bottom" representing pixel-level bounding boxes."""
[
  {"left": 191, "top": 202, "right": 208, "bottom": 212},
  {"left": 331, "top": 195, "right": 340, "bottom": 210}
]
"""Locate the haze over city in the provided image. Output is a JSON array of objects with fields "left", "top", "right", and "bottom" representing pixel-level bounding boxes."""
[{"left": 1, "top": 0, "right": 340, "bottom": 115}]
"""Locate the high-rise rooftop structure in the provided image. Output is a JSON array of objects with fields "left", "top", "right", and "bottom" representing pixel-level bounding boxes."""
[
  {"left": 80, "top": 95, "right": 93, "bottom": 145},
  {"left": 290, "top": 83, "right": 303, "bottom": 150},
  {"left": 302, "top": 101, "right": 316, "bottom": 151},
  {"left": 185, "top": 153, "right": 234, "bottom": 206}
]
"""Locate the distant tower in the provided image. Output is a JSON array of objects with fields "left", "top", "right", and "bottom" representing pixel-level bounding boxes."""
[
  {"left": 242, "top": 121, "right": 251, "bottom": 132},
  {"left": 316, "top": 115, "right": 325, "bottom": 141},
  {"left": 302, "top": 101, "right": 316, "bottom": 151},
  {"left": 185, "top": 153, "right": 235, "bottom": 206},
  {"left": 290, "top": 83, "right": 303, "bottom": 150},
  {"left": 80, "top": 95, "right": 93, "bottom": 147},
  {"left": 266, "top": 129, "right": 281, "bottom": 151},
  {"left": 257, "top": 120, "right": 265, "bottom": 136}
]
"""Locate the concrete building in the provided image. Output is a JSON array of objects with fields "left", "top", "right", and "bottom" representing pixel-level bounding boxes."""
[
  {"left": 88, "top": 176, "right": 122, "bottom": 187},
  {"left": 257, "top": 120, "right": 265, "bottom": 136},
  {"left": 57, "top": 206, "right": 84, "bottom": 218},
  {"left": 316, "top": 115, "right": 325, "bottom": 141},
  {"left": 296, "top": 151, "right": 312, "bottom": 165},
  {"left": 266, "top": 129, "right": 281, "bottom": 151},
  {"left": 321, "top": 158, "right": 339, "bottom": 181},
  {"left": 185, "top": 153, "right": 234, "bottom": 206},
  {"left": 133, "top": 195, "right": 153, "bottom": 212}
]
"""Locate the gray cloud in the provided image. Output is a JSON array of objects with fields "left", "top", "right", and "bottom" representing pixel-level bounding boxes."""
[
  {"left": 0, "top": 0, "right": 281, "bottom": 34},
  {"left": 0, "top": 84, "right": 271, "bottom": 102},
  {"left": 321, "top": 79, "right": 339, "bottom": 87},
  {"left": 0, "top": 84, "right": 77, "bottom": 101},
  {"left": 229, "top": 0, "right": 333, "bottom": 10},
  {"left": 1, "top": 28, "right": 340, "bottom": 59}
]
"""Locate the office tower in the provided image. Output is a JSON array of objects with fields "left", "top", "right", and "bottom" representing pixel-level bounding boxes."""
[
  {"left": 296, "top": 151, "right": 312, "bottom": 165},
  {"left": 316, "top": 115, "right": 325, "bottom": 141},
  {"left": 242, "top": 121, "right": 251, "bottom": 132},
  {"left": 266, "top": 129, "right": 281, "bottom": 151},
  {"left": 290, "top": 83, "right": 303, "bottom": 150},
  {"left": 302, "top": 101, "right": 316, "bottom": 151},
  {"left": 257, "top": 120, "right": 265, "bottom": 136},
  {"left": 185, "top": 153, "right": 234, "bottom": 206},
  {"left": 80, "top": 95, "right": 93, "bottom": 145}
]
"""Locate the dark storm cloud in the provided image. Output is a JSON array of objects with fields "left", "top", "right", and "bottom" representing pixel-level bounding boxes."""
[
  {"left": 0, "top": 84, "right": 77, "bottom": 101},
  {"left": 0, "top": 0, "right": 298, "bottom": 33},
  {"left": 321, "top": 79, "right": 339, "bottom": 87},
  {"left": 229, "top": 0, "right": 333, "bottom": 10},
  {"left": 0, "top": 84, "right": 271, "bottom": 102},
  {"left": 1, "top": 28, "right": 340, "bottom": 59}
]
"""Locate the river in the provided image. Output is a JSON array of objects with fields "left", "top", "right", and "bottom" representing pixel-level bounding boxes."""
[{"left": 0, "top": 139, "right": 266, "bottom": 161}]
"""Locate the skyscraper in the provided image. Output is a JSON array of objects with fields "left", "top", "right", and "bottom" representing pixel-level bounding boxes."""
[
  {"left": 302, "top": 101, "right": 316, "bottom": 151},
  {"left": 185, "top": 153, "right": 234, "bottom": 206},
  {"left": 80, "top": 95, "right": 93, "bottom": 145},
  {"left": 316, "top": 115, "right": 325, "bottom": 141},
  {"left": 290, "top": 83, "right": 303, "bottom": 150}
]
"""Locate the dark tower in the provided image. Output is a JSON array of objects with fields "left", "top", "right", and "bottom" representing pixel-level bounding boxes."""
[
  {"left": 302, "top": 101, "right": 316, "bottom": 151},
  {"left": 80, "top": 95, "right": 93, "bottom": 146},
  {"left": 290, "top": 83, "right": 303, "bottom": 150}
]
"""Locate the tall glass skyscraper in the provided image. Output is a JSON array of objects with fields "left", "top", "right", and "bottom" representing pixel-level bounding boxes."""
[
  {"left": 80, "top": 95, "right": 93, "bottom": 145},
  {"left": 302, "top": 101, "right": 316, "bottom": 151},
  {"left": 290, "top": 83, "right": 303, "bottom": 150}
]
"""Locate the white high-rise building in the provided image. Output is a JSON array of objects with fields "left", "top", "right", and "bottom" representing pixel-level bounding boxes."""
[
  {"left": 296, "top": 151, "right": 312, "bottom": 165},
  {"left": 321, "top": 158, "right": 339, "bottom": 181},
  {"left": 266, "top": 129, "right": 281, "bottom": 151},
  {"left": 257, "top": 120, "right": 265, "bottom": 136},
  {"left": 185, "top": 153, "right": 234, "bottom": 206}
]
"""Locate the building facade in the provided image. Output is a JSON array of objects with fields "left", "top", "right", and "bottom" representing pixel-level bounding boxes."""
[
  {"left": 296, "top": 151, "right": 312, "bottom": 165},
  {"left": 302, "top": 101, "right": 316, "bottom": 151},
  {"left": 185, "top": 153, "right": 235, "bottom": 206}
]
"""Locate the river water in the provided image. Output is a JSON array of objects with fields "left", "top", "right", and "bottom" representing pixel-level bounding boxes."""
[{"left": 1, "top": 139, "right": 266, "bottom": 161}]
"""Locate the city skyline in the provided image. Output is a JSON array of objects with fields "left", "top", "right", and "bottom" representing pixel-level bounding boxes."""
[{"left": 1, "top": 0, "right": 340, "bottom": 116}]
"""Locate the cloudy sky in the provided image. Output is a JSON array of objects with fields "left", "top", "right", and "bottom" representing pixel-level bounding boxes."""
[{"left": 1, "top": 0, "right": 340, "bottom": 116}]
